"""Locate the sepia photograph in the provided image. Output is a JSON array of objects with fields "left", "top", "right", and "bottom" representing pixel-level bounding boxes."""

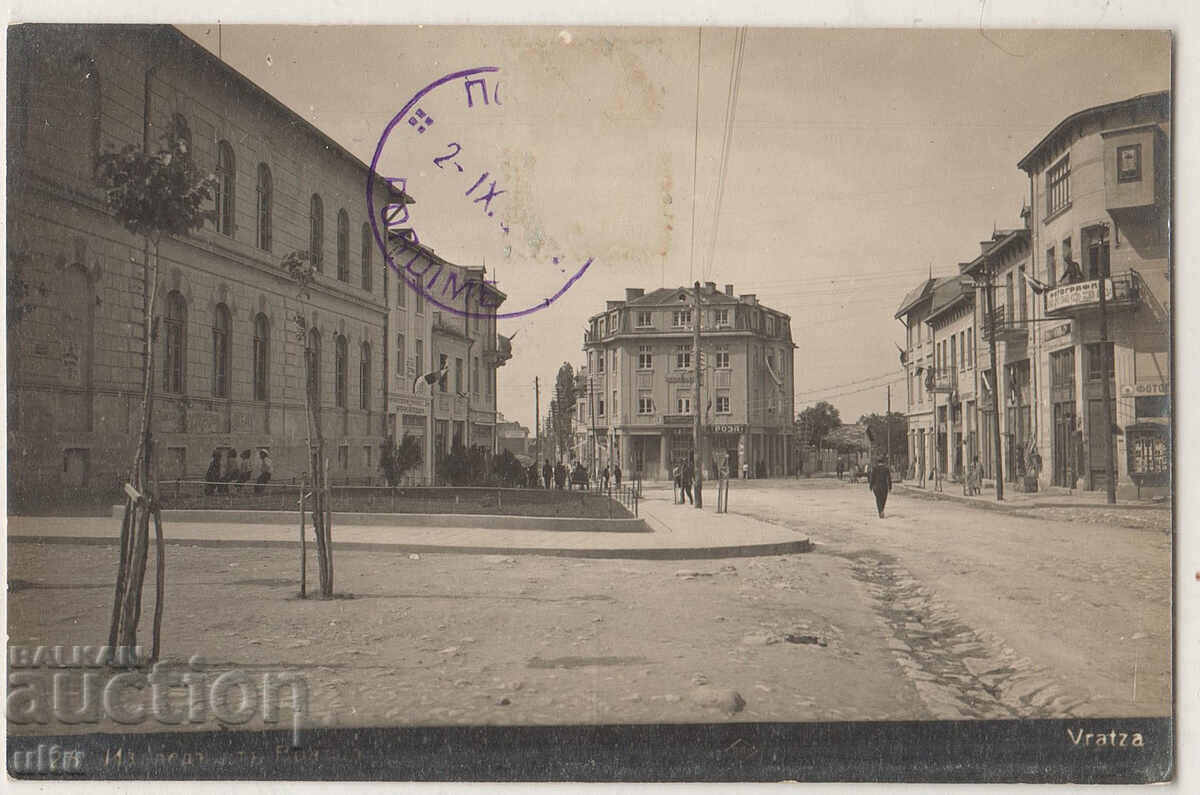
[{"left": 4, "top": 9, "right": 1179, "bottom": 784}]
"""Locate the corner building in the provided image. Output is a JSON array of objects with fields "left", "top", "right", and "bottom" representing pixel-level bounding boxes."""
[{"left": 582, "top": 282, "right": 796, "bottom": 480}]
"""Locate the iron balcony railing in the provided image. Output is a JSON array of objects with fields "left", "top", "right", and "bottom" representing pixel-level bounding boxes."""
[{"left": 1043, "top": 270, "right": 1140, "bottom": 317}]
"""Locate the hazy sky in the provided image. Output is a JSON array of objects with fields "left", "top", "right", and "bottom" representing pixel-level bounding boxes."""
[{"left": 180, "top": 25, "right": 1170, "bottom": 430}]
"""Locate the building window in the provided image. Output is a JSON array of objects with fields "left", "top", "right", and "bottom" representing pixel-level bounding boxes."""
[
  {"left": 163, "top": 291, "right": 186, "bottom": 394},
  {"left": 359, "top": 342, "right": 371, "bottom": 411},
  {"left": 336, "top": 209, "right": 350, "bottom": 282},
  {"left": 338, "top": 445, "right": 349, "bottom": 471},
  {"left": 454, "top": 357, "right": 463, "bottom": 394},
  {"left": 597, "top": 398, "right": 605, "bottom": 417},
  {"left": 598, "top": 317, "right": 606, "bottom": 336},
  {"left": 636, "top": 311, "right": 653, "bottom": 328},
  {"left": 364, "top": 445, "right": 373, "bottom": 470},
  {"left": 672, "top": 309, "right": 692, "bottom": 328},
  {"left": 1117, "top": 143, "right": 1142, "bottom": 183},
  {"left": 212, "top": 302, "right": 231, "bottom": 398},
  {"left": 396, "top": 334, "right": 405, "bottom": 378},
  {"left": 1018, "top": 265, "right": 1028, "bottom": 321},
  {"left": 637, "top": 345, "right": 653, "bottom": 370},
  {"left": 1046, "top": 154, "right": 1070, "bottom": 216},
  {"left": 397, "top": 274, "right": 407, "bottom": 307},
  {"left": 612, "top": 390, "right": 618, "bottom": 419},
  {"left": 310, "top": 194, "right": 324, "bottom": 272},
  {"left": 716, "top": 394, "right": 730, "bottom": 414},
  {"left": 766, "top": 315, "right": 776, "bottom": 335},
  {"left": 416, "top": 339, "right": 425, "bottom": 379},
  {"left": 714, "top": 308, "right": 729, "bottom": 327},
  {"left": 1086, "top": 342, "right": 1115, "bottom": 382},
  {"left": 415, "top": 287, "right": 424, "bottom": 315},
  {"left": 361, "top": 223, "right": 373, "bottom": 291},
  {"left": 966, "top": 328, "right": 973, "bottom": 369},
  {"left": 306, "top": 328, "right": 321, "bottom": 398},
  {"left": 473, "top": 357, "right": 480, "bottom": 395},
  {"left": 638, "top": 392, "right": 653, "bottom": 414},
  {"left": 715, "top": 349, "right": 730, "bottom": 369},
  {"left": 675, "top": 346, "right": 691, "bottom": 370},
  {"left": 171, "top": 113, "right": 192, "bottom": 151},
  {"left": 1087, "top": 239, "right": 1111, "bottom": 280},
  {"left": 676, "top": 394, "right": 691, "bottom": 414},
  {"left": 596, "top": 351, "right": 605, "bottom": 373},
  {"left": 253, "top": 313, "right": 269, "bottom": 401},
  {"left": 334, "top": 335, "right": 348, "bottom": 408},
  {"left": 215, "top": 141, "right": 235, "bottom": 237},
  {"left": 256, "top": 163, "right": 272, "bottom": 252},
  {"left": 1046, "top": 246, "right": 1056, "bottom": 287}
]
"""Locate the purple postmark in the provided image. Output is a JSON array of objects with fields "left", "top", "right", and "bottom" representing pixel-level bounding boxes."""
[{"left": 366, "top": 67, "right": 593, "bottom": 319}]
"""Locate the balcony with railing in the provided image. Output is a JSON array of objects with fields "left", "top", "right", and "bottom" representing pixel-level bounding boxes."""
[
  {"left": 981, "top": 304, "right": 1028, "bottom": 343},
  {"left": 1043, "top": 270, "right": 1140, "bottom": 318},
  {"left": 925, "top": 367, "right": 958, "bottom": 394}
]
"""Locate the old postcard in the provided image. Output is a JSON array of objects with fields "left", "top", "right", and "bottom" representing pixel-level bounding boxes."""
[{"left": 5, "top": 20, "right": 1174, "bottom": 783}]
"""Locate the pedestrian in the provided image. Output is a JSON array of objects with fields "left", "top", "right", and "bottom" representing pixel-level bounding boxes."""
[
  {"left": 614, "top": 463, "right": 622, "bottom": 489},
  {"left": 672, "top": 463, "right": 682, "bottom": 503},
  {"left": 681, "top": 457, "right": 694, "bottom": 505},
  {"left": 742, "top": 462, "right": 749, "bottom": 480},
  {"left": 238, "top": 449, "right": 253, "bottom": 489},
  {"left": 219, "top": 448, "right": 238, "bottom": 494},
  {"left": 868, "top": 455, "right": 892, "bottom": 518},
  {"left": 602, "top": 465, "right": 610, "bottom": 491},
  {"left": 204, "top": 450, "right": 222, "bottom": 496},
  {"left": 836, "top": 459, "right": 844, "bottom": 481},
  {"left": 554, "top": 461, "right": 567, "bottom": 490},
  {"left": 255, "top": 449, "right": 273, "bottom": 494},
  {"left": 543, "top": 460, "right": 553, "bottom": 490}
]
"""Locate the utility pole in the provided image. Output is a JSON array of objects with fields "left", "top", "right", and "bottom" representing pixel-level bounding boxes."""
[
  {"left": 984, "top": 257, "right": 1005, "bottom": 501},
  {"left": 693, "top": 281, "right": 704, "bottom": 508},
  {"left": 589, "top": 371, "right": 598, "bottom": 480},
  {"left": 534, "top": 376, "right": 540, "bottom": 464},
  {"left": 886, "top": 383, "right": 892, "bottom": 469},
  {"left": 1098, "top": 257, "right": 1117, "bottom": 504}
]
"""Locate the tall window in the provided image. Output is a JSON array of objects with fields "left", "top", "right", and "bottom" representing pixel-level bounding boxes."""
[
  {"left": 306, "top": 328, "right": 321, "bottom": 399},
  {"left": 416, "top": 339, "right": 424, "bottom": 378},
  {"left": 212, "top": 303, "right": 231, "bottom": 398},
  {"left": 253, "top": 313, "right": 269, "bottom": 401},
  {"left": 359, "top": 342, "right": 371, "bottom": 410},
  {"left": 675, "top": 346, "right": 691, "bottom": 370},
  {"left": 361, "top": 223, "right": 373, "bottom": 291},
  {"left": 1087, "top": 239, "right": 1111, "bottom": 280},
  {"left": 215, "top": 141, "right": 235, "bottom": 237},
  {"left": 1087, "top": 342, "right": 1115, "bottom": 382},
  {"left": 163, "top": 291, "right": 187, "bottom": 394},
  {"left": 638, "top": 392, "right": 653, "bottom": 414},
  {"left": 959, "top": 332, "right": 965, "bottom": 372},
  {"left": 672, "top": 309, "right": 692, "bottom": 328},
  {"left": 396, "top": 334, "right": 406, "bottom": 378},
  {"left": 596, "top": 351, "right": 605, "bottom": 373},
  {"left": 636, "top": 311, "right": 653, "bottom": 328},
  {"left": 415, "top": 287, "right": 424, "bottom": 315},
  {"left": 1018, "top": 265, "right": 1028, "bottom": 321},
  {"left": 334, "top": 335, "right": 347, "bottom": 408},
  {"left": 1046, "top": 246, "right": 1056, "bottom": 287},
  {"left": 336, "top": 209, "right": 349, "bottom": 282},
  {"left": 454, "top": 358, "right": 463, "bottom": 394},
  {"left": 438, "top": 353, "right": 448, "bottom": 393},
  {"left": 397, "top": 273, "right": 407, "bottom": 307},
  {"left": 256, "top": 164, "right": 273, "bottom": 251},
  {"left": 309, "top": 194, "right": 324, "bottom": 272},
  {"left": 966, "top": 328, "right": 974, "bottom": 368},
  {"left": 637, "top": 345, "right": 653, "bottom": 370},
  {"left": 716, "top": 349, "right": 730, "bottom": 369},
  {"left": 1046, "top": 155, "right": 1070, "bottom": 216},
  {"left": 170, "top": 113, "right": 192, "bottom": 151},
  {"left": 677, "top": 394, "right": 691, "bottom": 414},
  {"left": 716, "top": 394, "right": 730, "bottom": 414},
  {"left": 473, "top": 357, "right": 480, "bottom": 395},
  {"left": 714, "top": 308, "right": 729, "bottom": 327}
]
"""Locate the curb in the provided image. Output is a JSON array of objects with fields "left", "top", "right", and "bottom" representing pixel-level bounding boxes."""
[
  {"left": 109, "top": 506, "right": 649, "bottom": 533},
  {"left": 8, "top": 534, "right": 812, "bottom": 561},
  {"left": 895, "top": 485, "right": 1169, "bottom": 512}
]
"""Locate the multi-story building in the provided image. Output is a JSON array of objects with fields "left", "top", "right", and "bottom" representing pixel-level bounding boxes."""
[
  {"left": 6, "top": 25, "right": 411, "bottom": 501},
  {"left": 385, "top": 236, "right": 510, "bottom": 482},
  {"left": 495, "top": 413, "right": 532, "bottom": 459},
  {"left": 582, "top": 282, "right": 796, "bottom": 480},
  {"left": 895, "top": 277, "right": 937, "bottom": 481},
  {"left": 896, "top": 91, "right": 1170, "bottom": 497}
]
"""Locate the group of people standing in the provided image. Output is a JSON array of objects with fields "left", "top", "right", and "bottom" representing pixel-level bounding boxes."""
[
  {"left": 524, "top": 460, "right": 623, "bottom": 491},
  {"left": 672, "top": 455, "right": 701, "bottom": 505},
  {"left": 205, "top": 448, "right": 272, "bottom": 495}
]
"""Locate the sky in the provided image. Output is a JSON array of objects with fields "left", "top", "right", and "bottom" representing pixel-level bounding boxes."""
[{"left": 179, "top": 25, "right": 1170, "bottom": 431}]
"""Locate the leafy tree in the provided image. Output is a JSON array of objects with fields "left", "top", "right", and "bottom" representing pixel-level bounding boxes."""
[
  {"left": 380, "top": 433, "right": 423, "bottom": 486},
  {"left": 97, "top": 115, "right": 217, "bottom": 662},
  {"left": 859, "top": 412, "right": 909, "bottom": 469},
  {"left": 798, "top": 401, "right": 842, "bottom": 450},
  {"left": 493, "top": 449, "right": 526, "bottom": 487},
  {"left": 550, "top": 362, "right": 577, "bottom": 462}
]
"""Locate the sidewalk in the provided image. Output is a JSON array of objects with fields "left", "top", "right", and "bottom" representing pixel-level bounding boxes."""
[
  {"left": 6, "top": 492, "right": 810, "bottom": 560},
  {"left": 893, "top": 481, "right": 1170, "bottom": 512}
]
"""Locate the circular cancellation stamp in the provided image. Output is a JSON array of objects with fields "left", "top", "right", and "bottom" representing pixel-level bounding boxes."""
[{"left": 366, "top": 66, "right": 593, "bottom": 320}]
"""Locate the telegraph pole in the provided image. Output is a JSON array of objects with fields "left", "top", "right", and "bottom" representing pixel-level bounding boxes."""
[
  {"left": 985, "top": 258, "right": 1005, "bottom": 501},
  {"left": 1098, "top": 262, "right": 1117, "bottom": 504},
  {"left": 534, "top": 376, "right": 540, "bottom": 464},
  {"left": 693, "top": 281, "right": 704, "bottom": 508}
]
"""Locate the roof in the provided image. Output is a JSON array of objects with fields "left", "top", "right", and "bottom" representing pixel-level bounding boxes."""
[
  {"left": 894, "top": 278, "right": 935, "bottom": 319},
  {"left": 925, "top": 276, "right": 971, "bottom": 324},
  {"left": 1017, "top": 90, "right": 1169, "bottom": 173},
  {"left": 625, "top": 287, "right": 743, "bottom": 307},
  {"left": 960, "top": 228, "right": 1030, "bottom": 276},
  {"left": 165, "top": 25, "right": 412, "bottom": 205}
]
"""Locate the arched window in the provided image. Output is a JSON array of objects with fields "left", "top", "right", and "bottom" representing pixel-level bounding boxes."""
[
  {"left": 336, "top": 209, "right": 349, "bottom": 282},
  {"left": 361, "top": 222, "right": 373, "bottom": 291},
  {"left": 309, "top": 194, "right": 324, "bottom": 272},
  {"left": 212, "top": 303, "right": 231, "bottom": 398},
  {"left": 163, "top": 291, "right": 187, "bottom": 394},
  {"left": 306, "top": 328, "right": 321, "bottom": 400},
  {"left": 334, "top": 335, "right": 348, "bottom": 408},
  {"left": 215, "top": 141, "right": 235, "bottom": 237},
  {"left": 359, "top": 342, "right": 371, "bottom": 411},
  {"left": 256, "top": 163, "right": 272, "bottom": 252},
  {"left": 253, "top": 313, "right": 269, "bottom": 401}
]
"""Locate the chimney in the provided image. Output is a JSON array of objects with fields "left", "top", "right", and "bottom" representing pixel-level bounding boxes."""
[
  {"left": 740, "top": 294, "right": 758, "bottom": 305},
  {"left": 704, "top": 281, "right": 717, "bottom": 294},
  {"left": 724, "top": 284, "right": 734, "bottom": 297},
  {"left": 625, "top": 288, "right": 644, "bottom": 301}
]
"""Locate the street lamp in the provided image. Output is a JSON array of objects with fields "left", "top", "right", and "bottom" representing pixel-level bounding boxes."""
[{"left": 960, "top": 270, "right": 1004, "bottom": 502}]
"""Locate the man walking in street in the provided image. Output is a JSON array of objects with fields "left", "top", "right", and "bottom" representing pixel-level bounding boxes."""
[
  {"left": 255, "top": 449, "right": 273, "bottom": 494},
  {"left": 868, "top": 456, "right": 892, "bottom": 518},
  {"left": 614, "top": 463, "right": 622, "bottom": 489},
  {"left": 681, "top": 456, "right": 694, "bottom": 505},
  {"left": 543, "top": 460, "right": 553, "bottom": 490}
]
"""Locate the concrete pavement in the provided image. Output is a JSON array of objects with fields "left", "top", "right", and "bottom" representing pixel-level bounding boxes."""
[{"left": 6, "top": 492, "right": 811, "bottom": 560}]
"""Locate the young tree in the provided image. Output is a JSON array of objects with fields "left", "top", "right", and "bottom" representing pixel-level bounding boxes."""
[
  {"left": 97, "top": 115, "right": 217, "bottom": 662},
  {"left": 551, "top": 362, "right": 577, "bottom": 460},
  {"left": 281, "top": 251, "right": 335, "bottom": 599},
  {"left": 859, "top": 411, "right": 909, "bottom": 470},
  {"left": 381, "top": 433, "right": 423, "bottom": 486}
]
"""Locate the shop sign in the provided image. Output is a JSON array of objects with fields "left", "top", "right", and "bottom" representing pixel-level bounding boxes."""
[
  {"left": 1120, "top": 380, "right": 1168, "bottom": 396},
  {"left": 709, "top": 423, "right": 746, "bottom": 434},
  {"left": 664, "top": 414, "right": 692, "bottom": 425},
  {"left": 1045, "top": 279, "right": 1114, "bottom": 313},
  {"left": 1044, "top": 322, "right": 1072, "bottom": 342}
]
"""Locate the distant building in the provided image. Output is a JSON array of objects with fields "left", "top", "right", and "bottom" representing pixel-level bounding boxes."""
[
  {"left": 495, "top": 413, "right": 532, "bottom": 459},
  {"left": 582, "top": 282, "right": 796, "bottom": 480}
]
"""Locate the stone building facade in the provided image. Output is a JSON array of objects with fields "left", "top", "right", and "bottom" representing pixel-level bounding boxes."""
[
  {"left": 7, "top": 25, "right": 410, "bottom": 501},
  {"left": 581, "top": 282, "right": 796, "bottom": 481}
]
